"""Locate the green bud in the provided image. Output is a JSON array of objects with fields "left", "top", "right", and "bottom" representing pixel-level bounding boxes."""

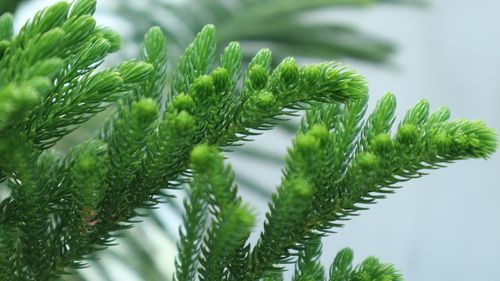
[
  {"left": 0, "top": 13, "right": 13, "bottom": 41},
  {"left": 170, "top": 111, "right": 195, "bottom": 134},
  {"left": 131, "top": 98, "right": 158, "bottom": 126},
  {"left": 63, "top": 15, "right": 96, "bottom": 45},
  {"left": 247, "top": 64, "right": 269, "bottom": 91},
  {"left": 278, "top": 57, "right": 299, "bottom": 84},
  {"left": 172, "top": 94, "right": 195, "bottom": 113},
  {"left": 370, "top": 133, "right": 393, "bottom": 155},
  {"left": 357, "top": 152, "right": 379, "bottom": 169},
  {"left": 211, "top": 67, "right": 231, "bottom": 92},
  {"left": 118, "top": 60, "right": 154, "bottom": 84},
  {"left": 289, "top": 177, "right": 313, "bottom": 198},
  {"left": 452, "top": 120, "right": 497, "bottom": 158},
  {"left": 191, "top": 144, "right": 219, "bottom": 172},
  {"left": 70, "top": 0, "right": 97, "bottom": 17},
  {"left": 240, "top": 91, "right": 276, "bottom": 124},
  {"left": 432, "top": 132, "right": 452, "bottom": 154},
  {"left": 396, "top": 124, "right": 419, "bottom": 145},
  {"left": 253, "top": 91, "right": 275, "bottom": 109},
  {"left": 190, "top": 75, "right": 215, "bottom": 101},
  {"left": 74, "top": 154, "right": 96, "bottom": 174},
  {"left": 308, "top": 124, "right": 330, "bottom": 141},
  {"left": 295, "top": 133, "right": 320, "bottom": 155},
  {"left": 303, "top": 65, "right": 321, "bottom": 85}
]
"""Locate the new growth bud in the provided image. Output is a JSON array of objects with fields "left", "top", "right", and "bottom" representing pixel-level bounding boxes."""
[
  {"left": 357, "top": 152, "right": 379, "bottom": 169},
  {"left": 247, "top": 64, "right": 269, "bottom": 91},
  {"left": 211, "top": 67, "right": 231, "bottom": 92},
  {"left": 278, "top": 58, "right": 299, "bottom": 85},
  {"left": 370, "top": 133, "right": 393, "bottom": 155},
  {"left": 131, "top": 98, "right": 158, "bottom": 126},
  {"left": 190, "top": 75, "right": 215, "bottom": 103},
  {"left": 172, "top": 94, "right": 195, "bottom": 113},
  {"left": 396, "top": 124, "right": 419, "bottom": 145},
  {"left": 191, "top": 144, "right": 220, "bottom": 173}
]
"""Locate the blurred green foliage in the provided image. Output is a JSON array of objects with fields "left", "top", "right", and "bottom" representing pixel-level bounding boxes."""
[{"left": 0, "top": 0, "right": 24, "bottom": 14}]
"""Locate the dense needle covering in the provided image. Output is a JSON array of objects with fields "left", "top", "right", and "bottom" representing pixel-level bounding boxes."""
[{"left": 0, "top": 0, "right": 496, "bottom": 280}]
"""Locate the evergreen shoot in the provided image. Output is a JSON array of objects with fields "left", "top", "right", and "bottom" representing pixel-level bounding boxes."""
[{"left": 0, "top": 0, "right": 496, "bottom": 280}]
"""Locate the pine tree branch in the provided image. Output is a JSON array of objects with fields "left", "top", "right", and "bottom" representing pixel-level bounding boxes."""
[
  {"left": 292, "top": 237, "right": 325, "bottom": 281},
  {"left": 173, "top": 153, "right": 209, "bottom": 281},
  {"left": 245, "top": 95, "right": 496, "bottom": 279},
  {"left": 189, "top": 145, "right": 255, "bottom": 281},
  {"left": 0, "top": 1, "right": 495, "bottom": 280},
  {"left": 50, "top": 21, "right": 366, "bottom": 275},
  {"left": 329, "top": 248, "right": 403, "bottom": 281},
  {"left": 7, "top": 142, "right": 51, "bottom": 279}
]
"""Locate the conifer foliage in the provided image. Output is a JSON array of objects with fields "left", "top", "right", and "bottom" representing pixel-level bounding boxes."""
[{"left": 0, "top": 0, "right": 496, "bottom": 280}]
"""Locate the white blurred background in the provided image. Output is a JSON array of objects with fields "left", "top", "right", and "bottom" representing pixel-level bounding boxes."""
[{"left": 13, "top": 0, "right": 500, "bottom": 280}]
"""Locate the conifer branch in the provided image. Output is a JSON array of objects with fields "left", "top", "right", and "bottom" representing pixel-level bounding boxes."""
[
  {"left": 0, "top": 1, "right": 495, "bottom": 280},
  {"left": 173, "top": 153, "right": 208, "bottom": 281},
  {"left": 8, "top": 143, "right": 50, "bottom": 279},
  {"left": 58, "top": 17, "right": 367, "bottom": 272},
  {"left": 292, "top": 237, "right": 325, "bottom": 281},
  {"left": 190, "top": 145, "right": 254, "bottom": 281},
  {"left": 244, "top": 95, "right": 496, "bottom": 279},
  {"left": 329, "top": 248, "right": 403, "bottom": 281}
]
